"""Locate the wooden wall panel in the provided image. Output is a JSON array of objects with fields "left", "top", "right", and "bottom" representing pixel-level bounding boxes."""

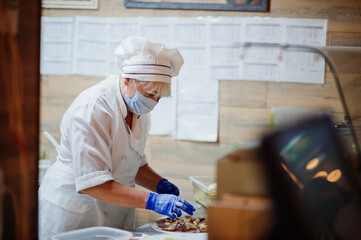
[
  {"left": 330, "top": 32, "right": 361, "bottom": 46},
  {"left": 40, "top": 0, "right": 361, "bottom": 229},
  {"left": 269, "top": 0, "right": 361, "bottom": 32},
  {"left": 219, "top": 107, "right": 270, "bottom": 145},
  {"left": 219, "top": 80, "right": 267, "bottom": 108},
  {"left": 145, "top": 136, "right": 227, "bottom": 176},
  {"left": 42, "top": 75, "right": 102, "bottom": 98},
  {"left": 267, "top": 74, "right": 344, "bottom": 113}
]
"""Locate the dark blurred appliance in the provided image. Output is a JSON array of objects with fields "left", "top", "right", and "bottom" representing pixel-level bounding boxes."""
[{"left": 261, "top": 115, "right": 361, "bottom": 240}]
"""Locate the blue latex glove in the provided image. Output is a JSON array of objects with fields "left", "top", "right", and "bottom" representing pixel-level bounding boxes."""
[
  {"left": 156, "top": 178, "right": 180, "bottom": 196},
  {"left": 146, "top": 192, "right": 195, "bottom": 219}
]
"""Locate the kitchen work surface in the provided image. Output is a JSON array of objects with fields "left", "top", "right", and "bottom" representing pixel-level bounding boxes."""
[{"left": 132, "top": 202, "right": 208, "bottom": 239}]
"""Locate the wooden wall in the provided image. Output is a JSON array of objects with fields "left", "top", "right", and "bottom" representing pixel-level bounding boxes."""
[{"left": 41, "top": 0, "right": 361, "bottom": 227}]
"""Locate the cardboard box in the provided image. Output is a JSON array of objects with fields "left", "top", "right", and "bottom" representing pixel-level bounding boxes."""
[
  {"left": 216, "top": 145, "right": 269, "bottom": 200},
  {"left": 208, "top": 196, "right": 274, "bottom": 240}
]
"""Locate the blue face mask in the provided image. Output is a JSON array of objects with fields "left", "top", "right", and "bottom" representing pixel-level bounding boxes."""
[{"left": 125, "top": 91, "right": 158, "bottom": 115}]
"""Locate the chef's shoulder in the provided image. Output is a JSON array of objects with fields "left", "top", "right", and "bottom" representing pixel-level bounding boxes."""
[
  {"left": 67, "top": 79, "right": 116, "bottom": 118},
  {"left": 76, "top": 79, "right": 115, "bottom": 103}
]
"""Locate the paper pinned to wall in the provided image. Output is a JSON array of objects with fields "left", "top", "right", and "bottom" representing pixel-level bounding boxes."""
[
  {"left": 174, "top": 77, "right": 219, "bottom": 142},
  {"left": 40, "top": 17, "right": 74, "bottom": 75},
  {"left": 280, "top": 49, "right": 326, "bottom": 84},
  {"left": 41, "top": 16, "right": 328, "bottom": 85},
  {"left": 241, "top": 45, "right": 282, "bottom": 82},
  {"left": 149, "top": 79, "right": 177, "bottom": 136},
  {"left": 280, "top": 19, "right": 328, "bottom": 84},
  {"left": 73, "top": 16, "right": 109, "bottom": 77},
  {"left": 149, "top": 97, "right": 176, "bottom": 136},
  {"left": 207, "top": 18, "right": 243, "bottom": 80},
  {"left": 172, "top": 17, "right": 210, "bottom": 79},
  {"left": 138, "top": 17, "right": 174, "bottom": 47},
  {"left": 283, "top": 18, "right": 328, "bottom": 46},
  {"left": 107, "top": 18, "right": 139, "bottom": 75},
  {"left": 242, "top": 17, "right": 283, "bottom": 43},
  {"left": 173, "top": 17, "right": 208, "bottom": 46},
  {"left": 209, "top": 17, "right": 243, "bottom": 44},
  {"left": 240, "top": 17, "right": 328, "bottom": 83}
]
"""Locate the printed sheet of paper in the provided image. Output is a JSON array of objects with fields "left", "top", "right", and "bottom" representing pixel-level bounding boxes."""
[
  {"left": 239, "top": 17, "right": 327, "bottom": 83},
  {"left": 240, "top": 17, "right": 283, "bottom": 82},
  {"left": 283, "top": 18, "right": 328, "bottom": 46},
  {"left": 138, "top": 17, "right": 174, "bottom": 47},
  {"left": 241, "top": 45, "right": 282, "bottom": 82},
  {"left": 174, "top": 77, "right": 219, "bottom": 142},
  {"left": 243, "top": 17, "right": 283, "bottom": 43},
  {"left": 149, "top": 79, "right": 177, "bottom": 136},
  {"left": 280, "top": 19, "right": 328, "bottom": 83},
  {"left": 208, "top": 17, "right": 243, "bottom": 80},
  {"left": 41, "top": 16, "right": 328, "bottom": 84},
  {"left": 172, "top": 18, "right": 209, "bottom": 79},
  {"left": 40, "top": 17, "right": 73, "bottom": 75},
  {"left": 280, "top": 48, "right": 326, "bottom": 84},
  {"left": 73, "top": 16, "right": 109, "bottom": 77},
  {"left": 107, "top": 18, "right": 139, "bottom": 75}
]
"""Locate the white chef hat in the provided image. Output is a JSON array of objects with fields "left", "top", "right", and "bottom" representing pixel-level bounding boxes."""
[{"left": 115, "top": 36, "right": 184, "bottom": 84}]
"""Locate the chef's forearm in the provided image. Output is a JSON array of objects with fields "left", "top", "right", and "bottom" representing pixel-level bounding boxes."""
[
  {"left": 135, "top": 164, "right": 163, "bottom": 192},
  {"left": 81, "top": 180, "right": 149, "bottom": 208}
]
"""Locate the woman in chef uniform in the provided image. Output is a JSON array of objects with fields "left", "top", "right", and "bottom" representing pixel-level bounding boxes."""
[{"left": 38, "top": 36, "right": 195, "bottom": 239}]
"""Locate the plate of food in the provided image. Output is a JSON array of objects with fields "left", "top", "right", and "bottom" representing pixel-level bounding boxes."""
[
  {"left": 150, "top": 215, "right": 207, "bottom": 234},
  {"left": 141, "top": 233, "right": 208, "bottom": 240}
]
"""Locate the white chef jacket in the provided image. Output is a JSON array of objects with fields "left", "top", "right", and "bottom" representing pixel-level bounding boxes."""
[{"left": 38, "top": 75, "right": 150, "bottom": 240}]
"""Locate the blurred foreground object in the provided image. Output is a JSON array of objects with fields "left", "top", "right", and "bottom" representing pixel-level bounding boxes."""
[
  {"left": 208, "top": 144, "right": 273, "bottom": 240},
  {"left": 270, "top": 106, "right": 330, "bottom": 127},
  {"left": 216, "top": 145, "right": 269, "bottom": 200},
  {"left": 261, "top": 115, "right": 361, "bottom": 240},
  {"left": 209, "top": 44, "right": 361, "bottom": 240},
  {"left": 52, "top": 226, "right": 132, "bottom": 240},
  {"left": 208, "top": 195, "right": 273, "bottom": 240}
]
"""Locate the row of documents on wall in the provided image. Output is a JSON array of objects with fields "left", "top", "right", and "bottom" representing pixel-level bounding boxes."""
[
  {"left": 40, "top": 16, "right": 327, "bottom": 142},
  {"left": 41, "top": 16, "right": 328, "bottom": 84}
]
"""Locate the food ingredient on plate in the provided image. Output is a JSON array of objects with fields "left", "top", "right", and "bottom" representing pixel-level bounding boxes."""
[{"left": 156, "top": 215, "right": 207, "bottom": 233}]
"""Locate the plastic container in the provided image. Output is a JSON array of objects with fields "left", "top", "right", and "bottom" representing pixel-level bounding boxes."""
[
  {"left": 189, "top": 176, "right": 217, "bottom": 207},
  {"left": 51, "top": 226, "right": 133, "bottom": 240}
]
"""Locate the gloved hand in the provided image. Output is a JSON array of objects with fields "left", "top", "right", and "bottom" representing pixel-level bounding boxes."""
[
  {"left": 156, "top": 178, "right": 180, "bottom": 196},
  {"left": 146, "top": 192, "right": 195, "bottom": 219}
]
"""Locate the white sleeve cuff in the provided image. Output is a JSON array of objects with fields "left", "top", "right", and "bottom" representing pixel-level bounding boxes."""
[{"left": 75, "top": 170, "right": 114, "bottom": 193}]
